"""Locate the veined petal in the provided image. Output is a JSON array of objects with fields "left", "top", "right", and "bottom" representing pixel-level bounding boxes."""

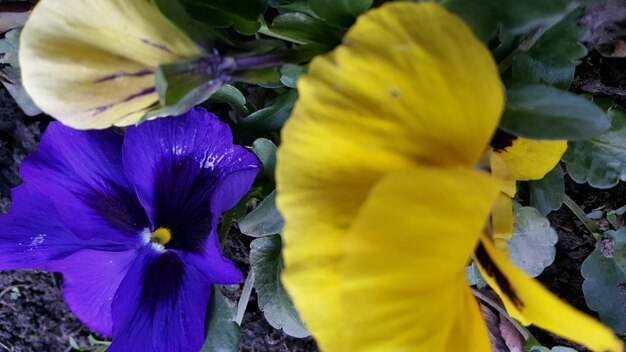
[
  {"left": 0, "top": 184, "right": 126, "bottom": 270},
  {"left": 123, "top": 108, "right": 260, "bottom": 252},
  {"left": 109, "top": 247, "right": 240, "bottom": 352},
  {"left": 494, "top": 137, "right": 567, "bottom": 181},
  {"left": 340, "top": 168, "right": 500, "bottom": 351},
  {"left": 20, "top": 0, "right": 203, "bottom": 129},
  {"left": 47, "top": 249, "right": 138, "bottom": 336},
  {"left": 475, "top": 235, "right": 623, "bottom": 352},
  {"left": 20, "top": 122, "right": 149, "bottom": 246}
]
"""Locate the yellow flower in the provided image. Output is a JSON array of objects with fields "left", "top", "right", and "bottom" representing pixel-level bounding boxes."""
[
  {"left": 20, "top": 0, "right": 203, "bottom": 129},
  {"left": 490, "top": 135, "right": 568, "bottom": 253},
  {"left": 276, "top": 2, "right": 622, "bottom": 351}
]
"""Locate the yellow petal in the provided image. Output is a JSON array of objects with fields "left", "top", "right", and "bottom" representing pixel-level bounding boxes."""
[
  {"left": 490, "top": 151, "right": 517, "bottom": 197},
  {"left": 495, "top": 137, "right": 567, "bottom": 181},
  {"left": 339, "top": 167, "right": 500, "bottom": 351},
  {"left": 476, "top": 235, "right": 623, "bottom": 352},
  {"left": 492, "top": 193, "right": 515, "bottom": 255},
  {"left": 20, "top": 0, "right": 203, "bottom": 129},
  {"left": 289, "top": 1, "right": 503, "bottom": 170}
]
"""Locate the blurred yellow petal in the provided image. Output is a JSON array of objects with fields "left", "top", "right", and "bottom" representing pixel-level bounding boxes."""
[
  {"left": 490, "top": 151, "right": 517, "bottom": 197},
  {"left": 492, "top": 194, "right": 515, "bottom": 255},
  {"left": 495, "top": 137, "right": 567, "bottom": 181},
  {"left": 339, "top": 167, "right": 500, "bottom": 351},
  {"left": 20, "top": 0, "right": 203, "bottom": 129},
  {"left": 476, "top": 235, "right": 623, "bottom": 352},
  {"left": 278, "top": 3, "right": 502, "bottom": 348},
  {"left": 291, "top": 1, "right": 503, "bottom": 170}
]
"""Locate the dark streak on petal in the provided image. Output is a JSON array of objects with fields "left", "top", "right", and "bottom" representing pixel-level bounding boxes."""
[
  {"left": 141, "top": 38, "right": 173, "bottom": 54},
  {"left": 474, "top": 242, "right": 525, "bottom": 309},
  {"left": 93, "top": 69, "right": 153, "bottom": 83},
  {"left": 91, "top": 87, "right": 156, "bottom": 116},
  {"left": 140, "top": 251, "right": 185, "bottom": 315},
  {"left": 491, "top": 129, "right": 518, "bottom": 152}
]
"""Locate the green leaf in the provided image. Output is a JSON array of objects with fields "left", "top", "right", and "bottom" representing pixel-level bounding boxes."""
[
  {"left": 250, "top": 235, "right": 309, "bottom": 337},
  {"left": 495, "top": 0, "right": 586, "bottom": 35},
  {"left": 142, "top": 57, "right": 233, "bottom": 123},
  {"left": 0, "top": 29, "right": 41, "bottom": 116},
  {"left": 152, "top": 0, "right": 226, "bottom": 48},
  {"left": 201, "top": 286, "right": 240, "bottom": 352},
  {"left": 208, "top": 85, "right": 249, "bottom": 117},
  {"left": 441, "top": 0, "right": 500, "bottom": 42},
  {"left": 582, "top": 229, "right": 626, "bottom": 333},
  {"left": 279, "top": 64, "right": 304, "bottom": 88},
  {"left": 525, "top": 9, "right": 587, "bottom": 67},
  {"left": 512, "top": 10, "right": 586, "bottom": 89},
  {"left": 563, "top": 109, "right": 626, "bottom": 189},
  {"left": 239, "top": 191, "right": 284, "bottom": 237},
  {"left": 529, "top": 165, "right": 564, "bottom": 215},
  {"left": 465, "top": 261, "right": 486, "bottom": 288},
  {"left": 182, "top": 0, "right": 267, "bottom": 35},
  {"left": 251, "top": 138, "right": 278, "bottom": 182},
  {"left": 500, "top": 84, "right": 610, "bottom": 140},
  {"left": 269, "top": 12, "right": 342, "bottom": 46},
  {"left": 512, "top": 54, "right": 576, "bottom": 90},
  {"left": 507, "top": 202, "right": 558, "bottom": 277},
  {"left": 308, "top": 0, "right": 372, "bottom": 27},
  {"left": 232, "top": 68, "right": 281, "bottom": 86},
  {"left": 239, "top": 89, "right": 297, "bottom": 131}
]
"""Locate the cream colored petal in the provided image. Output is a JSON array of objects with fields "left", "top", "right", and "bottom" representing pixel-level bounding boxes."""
[
  {"left": 476, "top": 235, "right": 623, "bottom": 352},
  {"left": 496, "top": 138, "right": 567, "bottom": 181},
  {"left": 339, "top": 167, "right": 500, "bottom": 351},
  {"left": 20, "top": 0, "right": 203, "bottom": 129}
]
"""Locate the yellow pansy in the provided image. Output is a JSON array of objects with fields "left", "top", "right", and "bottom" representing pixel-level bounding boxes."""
[
  {"left": 276, "top": 2, "right": 622, "bottom": 351},
  {"left": 20, "top": 0, "right": 203, "bottom": 129}
]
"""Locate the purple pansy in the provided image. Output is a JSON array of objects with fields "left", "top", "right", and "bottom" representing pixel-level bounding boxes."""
[{"left": 0, "top": 107, "right": 260, "bottom": 351}]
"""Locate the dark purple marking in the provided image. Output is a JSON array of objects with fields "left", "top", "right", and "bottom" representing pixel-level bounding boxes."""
[
  {"left": 141, "top": 38, "right": 173, "bottom": 54},
  {"left": 91, "top": 87, "right": 156, "bottom": 116},
  {"left": 94, "top": 69, "right": 153, "bottom": 83}
]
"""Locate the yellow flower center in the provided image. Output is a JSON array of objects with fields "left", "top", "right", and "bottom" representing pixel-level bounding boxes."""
[{"left": 151, "top": 227, "right": 172, "bottom": 245}]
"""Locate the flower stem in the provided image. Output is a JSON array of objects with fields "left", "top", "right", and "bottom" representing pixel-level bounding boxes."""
[
  {"left": 472, "top": 288, "right": 529, "bottom": 340},
  {"left": 563, "top": 194, "right": 601, "bottom": 240},
  {"left": 219, "top": 209, "right": 235, "bottom": 249},
  {"left": 236, "top": 270, "right": 255, "bottom": 325}
]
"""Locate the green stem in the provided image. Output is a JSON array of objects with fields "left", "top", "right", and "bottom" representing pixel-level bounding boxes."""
[
  {"left": 218, "top": 209, "right": 235, "bottom": 249},
  {"left": 235, "top": 271, "right": 255, "bottom": 325},
  {"left": 563, "top": 194, "right": 601, "bottom": 239}
]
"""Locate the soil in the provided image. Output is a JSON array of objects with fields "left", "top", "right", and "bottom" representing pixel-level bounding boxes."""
[{"left": 0, "top": 1, "right": 624, "bottom": 351}]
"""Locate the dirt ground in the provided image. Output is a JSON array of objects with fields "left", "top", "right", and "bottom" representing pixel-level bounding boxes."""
[{"left": 0, "top": 0, "right": 624, "bottom": 351}]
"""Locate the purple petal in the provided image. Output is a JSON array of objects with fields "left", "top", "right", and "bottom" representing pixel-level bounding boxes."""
[
  {"left": 123, "top": 108, "right": 260, "bottom": 252},
  {"left": 48, "top": 248, "right": 138, "bottom": 336},
  {"left": 108, "top": 246, "right": 240, "bottom": 352},
  {"left": 0, "top": 184, "right": 125, "bottom": 270},
  {"left": 19, "top": 122, "right": 150, "bottom": 246}
]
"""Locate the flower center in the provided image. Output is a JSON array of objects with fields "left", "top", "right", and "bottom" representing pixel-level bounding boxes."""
[{"left": 151, "top": 227, "right": 172, "bottom": 245}]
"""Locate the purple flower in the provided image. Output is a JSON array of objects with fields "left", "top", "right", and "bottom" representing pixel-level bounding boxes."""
[{"left": 0, "top": 108, "right": 260, "bottom": 351}]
